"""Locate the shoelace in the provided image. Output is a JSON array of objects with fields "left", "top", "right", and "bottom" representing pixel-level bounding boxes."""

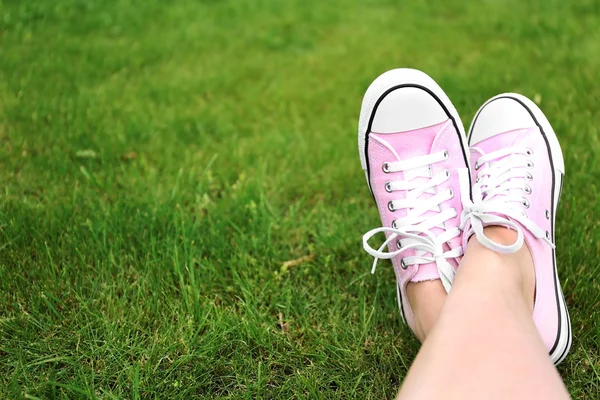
[
  {"left": 460, "top": 146, "right": 554, "bottom": 254},
  {"left": 363, "top": 150, "right": 462, "bottom": 292}
]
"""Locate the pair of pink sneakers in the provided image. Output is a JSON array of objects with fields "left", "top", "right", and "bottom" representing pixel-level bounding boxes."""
[{"left": 359, "top": 69, "right": 571, "bottom": 365}]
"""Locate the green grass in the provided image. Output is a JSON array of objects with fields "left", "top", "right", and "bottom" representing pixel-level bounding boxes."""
[{"left": 1, "top": 0, "right": 599, "bottom": 398}]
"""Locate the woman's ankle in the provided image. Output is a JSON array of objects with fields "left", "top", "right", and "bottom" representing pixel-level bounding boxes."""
[
  {"left": 464, "top": 227, "right": 536, "bottom": 312},
  {"left": 407, "top": 280, "right": 447, "bottom": 341},
  {"left": 407, "top": 227, "right": 535, "bottom": 341}
]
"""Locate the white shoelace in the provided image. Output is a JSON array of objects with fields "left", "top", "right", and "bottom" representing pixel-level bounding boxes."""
[
  {"left": 460, "top": 146, "right": 554, "bottom": 254},
  {"left": 363, "top": 150, "right": 462, "bottom": 292}
]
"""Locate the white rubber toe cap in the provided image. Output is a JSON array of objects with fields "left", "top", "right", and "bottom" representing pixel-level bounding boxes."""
[
  {"left": 371, "top": 87, "right": 448, "bottom": 133},
  {"left": 469, "top": 97, "right": 537, "bottom": 145}
]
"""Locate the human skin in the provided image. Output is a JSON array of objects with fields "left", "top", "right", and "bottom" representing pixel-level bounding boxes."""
[{"left": 399, "top": 226, "right": 570, "bottom": 400}]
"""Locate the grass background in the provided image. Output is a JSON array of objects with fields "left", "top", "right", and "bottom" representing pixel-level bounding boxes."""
[{"left": 1, "top": 0, "right": 599, "bottom": 398}]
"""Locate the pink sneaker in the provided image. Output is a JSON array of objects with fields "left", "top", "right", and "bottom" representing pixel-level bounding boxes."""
[
  {"left": 358, "top": 69, "right": 471, "bottom": 333},
  {"left": 462, "top": 93, "right": 571, "bottom": 364}
]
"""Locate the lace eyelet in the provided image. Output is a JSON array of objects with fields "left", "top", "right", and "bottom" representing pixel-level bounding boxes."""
[
  {"left": 444, "top": 169, "right": 450, "bottom": 179},
  {"left": 448, "top": 188, "right": 454, "bottom": 199},
  {"left": 392, "top": 220, "right": 397, "bottom": 229},
  {"left": 545, "top": 209, "right": 550, "bottom": 219},
  {"left": 522, "top": 198, "right": 530, "bottom": 209},
  {"left": 400, "top": 258, "right": 408, "bottom": 270},
  {"left": 382, "top": 162, "right": 390, "bottom": 173},
  {"left": 526, "top": 161, "right": 534, "bottom": 169},
  {"left": 443, "top": 150, "right": 449, "bottom": 159},
  {"left": 523, "top": 185, "right": 532, "bottom": 194},
  {"left": 474, "top": 162, "right": 480, "bottom": 170},
  {"left": 526, "top": 172, "right": 533, "bottom": 180},
  {"left": 475, "top": 176, "right": 480, "bottom": 183},
  {"left": 385, "top": 182, "right": 392, "bottom": 192},
  {"left": 388, "top": 201, "right": 395, "bottom": 212},
  {"left": 526, "top": 148, "right": 534, "bottom": 156},
  {"left": 546, "top": 231, "right": 550, "bottom": 239}
]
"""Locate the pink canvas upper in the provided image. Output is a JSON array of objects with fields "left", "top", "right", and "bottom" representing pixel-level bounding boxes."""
[
  {"left": 367, "top": 119, "right": 467, "bottom": 329},
  {"left": 468, "top": 127, "right": 559, "bottom": 351}
]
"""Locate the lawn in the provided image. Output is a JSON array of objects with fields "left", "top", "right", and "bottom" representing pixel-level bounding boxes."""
[{"left": 1, "top": 0, "right": 599, "bottom": 398}]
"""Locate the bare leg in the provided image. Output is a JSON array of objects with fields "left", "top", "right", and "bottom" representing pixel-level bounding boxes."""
[
  {"left": 398, "top": 227, "right": 570, "bottom": 400},
  {"left": 407, "top": 280, "right": 447, "bottom": 342}
]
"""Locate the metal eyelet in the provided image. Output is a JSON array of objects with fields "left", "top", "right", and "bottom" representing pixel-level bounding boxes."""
[
  {"left": 382, "top": 163, "right": 390, "bottom": 173},
  {"left": 385, "top": 182, "right": 393, "bottom": 192},
  {"left": 545, "top": 209, "right": 550, "bottom": 219},
  {"left": 526, "top": 148, "right": 534, "bottom": 156},
  {"left": 400, "top": 258, "right": 408, "bottom": 270},
  {"left": 474, "top": 161, "right": 480, "bottom": 170},
  {"left": 392, "top": 220, "right": 397, "bottom": 229},
  {"left": 522, "top": 198, "right": 530, "bottom": 208},
  {"left": 397, "top": 239, "right": 402, "bottom": 248},
  {"left": 523, "top": 185, "right": 532, "bottom": 194},
  {"left": 443, "top": 150, "right": 449, "bottom": 159},
  {"left": 475, "top": 176, "right": 480, "bottom": 183},
  {"left": 526, "top": 161, "right": 534, "bottom": 169},
  {"left": 526, "top": 172, "right": 533, "bottom": 180},
  {"left": 444, "top": 169, "right": 450, "bottom": 179},
  {"left": 546, "top": 231, "right": 550, "bottom": 239},
  {"left": 448, "top": 188, "right": 454, "bottom": 199},
  {"left": 388, "top": 201, "right": 395, "bottom": 212}
]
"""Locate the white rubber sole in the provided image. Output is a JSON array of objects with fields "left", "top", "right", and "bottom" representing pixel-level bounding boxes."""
[
  {"left": 358, "top": 68, "right": 469, "bottom": 194},
  {"left": 469, "top": 93, "right": 571, "bottom": 365}
]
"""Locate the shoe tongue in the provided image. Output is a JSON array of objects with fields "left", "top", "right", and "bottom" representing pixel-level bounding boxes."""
[
  {"left": 404, "top": 167, "right": 435, "bottom": 198},
  {"left": 373, "top": 121, "right": 452, "bottom": 282},
  {"left": 397, "top": 131, "right": 437, "bottom": 216},
  {"left": 475, "top": 127, "right": 533, "bottom": 151},
  {"left": 480, "top": 153, "right": 525, "bottom": 205},
  {"left": 400, "top": 160, "right": 446, "bottom": 279},
  {"left": 474, "top": 128, "right": 533, "bottom": 201},
  {"left": 374, "top": 129, "right": 437, "bottom": 159},
  {"left": 474, "top": 127, "right": 532, "bottom": 202}
]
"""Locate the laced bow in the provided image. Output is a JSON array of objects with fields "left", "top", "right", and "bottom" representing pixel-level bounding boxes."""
[{"left": 363, "top": 150, "right": 462, "bottom": 293}]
